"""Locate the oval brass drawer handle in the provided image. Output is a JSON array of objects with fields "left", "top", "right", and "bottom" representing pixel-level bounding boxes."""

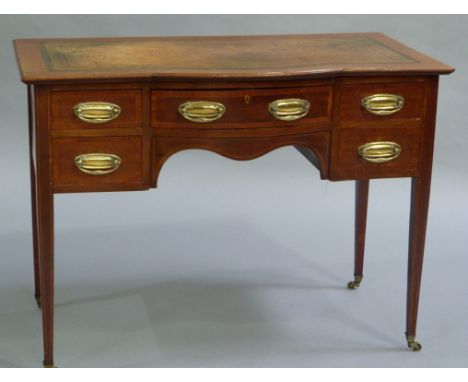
[
  {"left": 361, "top": 94, "right": 404, "bottom": 116},
  {"left": 73, "top": 102, "right": 121, "bottom": 124},
  {"left": 74, "top": 153, "right": 122, "bottom": 175},
  {"left": 178, "top": 101, "right": 226, "bottom": 123},
  {"left": 268, "top": 98, "right": 310, "bottom": 121},
  {"left": 358, "top": 142, "right": 401, "bottom": 163}
]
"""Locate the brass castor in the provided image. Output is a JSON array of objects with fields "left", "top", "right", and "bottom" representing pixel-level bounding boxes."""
[
  {"left": 347, "top": 275, "right": 362, "bottom": 289},
  {"left": 35, "top": 295, "right": 41, "bottom": 309},
  {"left": 43, "top": 361, "right": 57, "bottom": 368},
  {"left": 406, "top": 335, "right": 422, "bottom": 351}
]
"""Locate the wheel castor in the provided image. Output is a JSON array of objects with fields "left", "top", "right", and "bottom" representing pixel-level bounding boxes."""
[
  {"left": 406, "top": 335, "right": 422, "bottom": 351},
  {"left": 43, "top": 361, "right": 57, "bottom": 368},
  {"left": 347, "top": 275, "right": 362, "bottom": 289}
]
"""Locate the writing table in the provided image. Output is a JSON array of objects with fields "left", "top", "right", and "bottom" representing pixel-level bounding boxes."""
[{"left": 13, "top": 33, "right": 454, "bottom": 366}]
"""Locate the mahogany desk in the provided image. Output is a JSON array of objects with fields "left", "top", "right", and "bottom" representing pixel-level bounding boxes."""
[{"left": 13, "top": 33, "right": 454, "bottom": 367}]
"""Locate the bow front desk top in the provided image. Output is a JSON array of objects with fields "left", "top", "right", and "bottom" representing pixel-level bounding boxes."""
[
  {"left": 13, "top": 33, "right": 453, "bottom": 367},
  {"left": 15, "top": 33, "right": 453, "bottom": 82}
]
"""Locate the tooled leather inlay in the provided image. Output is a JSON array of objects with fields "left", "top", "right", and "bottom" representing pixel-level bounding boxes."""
[{"left": 41, "top": 36, "right": 416, "bottom": 72}]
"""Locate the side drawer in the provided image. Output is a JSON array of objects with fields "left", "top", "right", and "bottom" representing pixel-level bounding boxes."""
[
  {"left": 51, "top": 89, "right": 143, "bottom": 130},
  {"left": 329, "top": 127, "right": 421, "bottom": 180},
  {"left": 151, "top": 85, "right": 333, "bottom": 129},
  {"left": 339, "top": 82, "right": 425, "bottom": 124},
  {"left": 52, "top": 136, "right": 145, "bottom": 192}
]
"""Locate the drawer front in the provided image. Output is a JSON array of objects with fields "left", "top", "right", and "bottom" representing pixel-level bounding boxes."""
[
  {"left": 151, "top": 86, "right": 332, "bottom": 129},
  {"left": 51, "top": 89, "right": 143, "bottom": 130},
  {"left": 339, "top": 82, "right": 425, "bottom": 124},
  {"left": 53, "top": 136, "right": 144, "bottom": 192},
  {"left": 329, "top": 127, "right": 421, "bottom": 180}
]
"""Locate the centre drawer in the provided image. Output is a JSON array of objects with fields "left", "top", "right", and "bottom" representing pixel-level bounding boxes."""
[{"left": 151, "top": 86, "right": 333, "bottom": 129}]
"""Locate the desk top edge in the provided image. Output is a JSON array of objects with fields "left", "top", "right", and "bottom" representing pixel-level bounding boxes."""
[{"left": 14, "top": 33, "right": 454, "bottom": 84}]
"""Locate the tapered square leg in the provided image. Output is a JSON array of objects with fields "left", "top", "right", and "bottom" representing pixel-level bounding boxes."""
[
  {"left": 405, "top": 176, "right": 431, "bottom": 352},
  {"left": 37, "top": 190, "right": 54, "bottom": 366},
  {"left": 404, "top": 76, "right": 439, "bottom": 351},
  {"left": 348, "top": 179, "right": 369, "bottom": 289},
  {"left": 34, "top": 86, "right": 55, "bottom": 367}
]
